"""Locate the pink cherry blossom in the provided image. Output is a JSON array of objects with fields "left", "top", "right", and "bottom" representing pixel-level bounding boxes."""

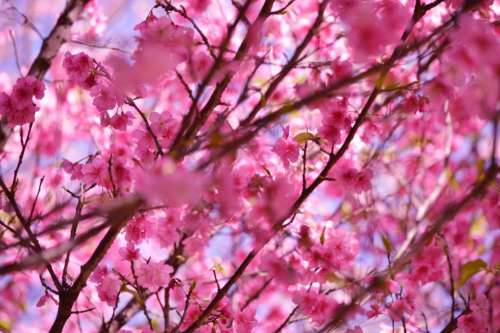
[
  {"left": 125, "top": 216, "right": 152, "bottom": 244},
  {"left": 346, "top": 326, "right": 363, "bottom": 333},
  {"left": 97, "top": 275, "right": 120, "bottom": 306},
  {"left": 0, "top": 76, "right": 44, "bottom": 125},
  {"left": 273, "top": 136, "right": 299, "bottom": 167},
  {"left": 63, "top": 52, "right": 95, "bottom": 86},
  {"left": 136, "top": 261, "right": 172, "bottom": 290},
  {"left": 90, "top": 82, "right": 118, "bottom": 111}
]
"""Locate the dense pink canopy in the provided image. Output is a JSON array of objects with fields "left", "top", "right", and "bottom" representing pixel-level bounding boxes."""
[{"left": 0, "top": 0, "right": 498, "bottom": 332}]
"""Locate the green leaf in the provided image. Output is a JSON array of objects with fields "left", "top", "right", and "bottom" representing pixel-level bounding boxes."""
[
  {"left": 325, "top": 271, "right": 345, "bottom": 286},
  {"left": 282, "top": 101, "right": 297, "bottom": 115},
  {"left": 458, "top": 259, "right": 487, "bottom": 287},
  {"left": 0, "top": 319, "right": 11, "bottom": 332},
  {"left": 293, "top": 132, "right": 316, "bottom": 144},
  {"left": 320, "top": 226, "right": 326, "bottom": 245},
  {"left": 152, "top": 319, "right": 159, "bottom": 331},
  {"left": 214, "top": 261, "right": 225, "bottom": 274},
  {"left": 470, "top": 215, "right": 487, "bottom": 238},
  {"left": 209, "top": 132, "right": 224, "bottom": 147},
  {"left": 381, "top": 235, "right": 392, "bottom": 253},
  {"left": 340, "top": 201, "right": 352, "bottom": 217},
  {"left": 121, "top": 286, "right": 143, "bottom": 305}
]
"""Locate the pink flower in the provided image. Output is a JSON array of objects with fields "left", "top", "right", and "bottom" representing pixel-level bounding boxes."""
[
  {"left": 155, "top": 209, "right": 181, "bottom": 248},
  {"left": 149, "top": 112, "right": 179, "bottom": 146},
  {"left": 81, "top": 157, "right": 108, "bottom": 187},
  {"left": 330, "top": 0, "right": 360, "bottom": 16},
  {"left": 136, "top": 261, "right": 171, "bottom": 290},
  {"left": 353, "top": 169, "right": 372, "bottom": 192},
  {"left": 90, "top": 83, "right": 118, "bottom": 111},
  {"left": 61, "top": 159, "right": 84, "bottom": 180},
  {"left": 318, "top": 99, "right": 350, "bottom": 144},
  {"left": 213, "top": 165, "right": 242, "bottom": 216},
  {"left": 135, "top": 15, "right": 194, "bottom": 50},
  {"left": 457, "top": 312, "right": 488, "bottom": 333},
  {"left": 36, "top": 293, "right": 49, "bottom": 308},
  {"left": 319, "top": 123, "right": 341, "bottom": 145},
  {"left": 273, "top": 137, "right": 299, "bottom": 167},
  {"left": 132, "top": 15, "right": 194, "bottom": 83},
  {"left": 125, "top": 216, "right": 152, "bottom": 244},
  {"left": 188, "top": 0, "right": 210, "bottom": 13},
  {"left": 346, "top": 326, "right": 363, "bottom": 333},
  {"left": 324, "top": 229, "right": 359, "bottom": 268},
  {"left": 63, "top": 52, "right": 95, "bottom": 86},
  {"left": 292, "top": 291, "right": 339, "bottom": 325},
  {"left": 119, "top": 244, "right": 139, "bottom": 261},
  {"left": 341, "top": 1, "right": 408, "bottom": 61},
  {"left": 250, "top": 175, "right": 299, "bottom": 225},
  {"left": 260, "top": 252, "right": 298, "bottom": 284},
  {"left": 331, "top": 59, "right": 353, "bottom": 80},
  {"left": 90, "top": 265, "right": 109, "bottom": 283},
  {"left": 379, "top": 0, "right": 410, "bottom": 36},
  {"left": 135, "top": 159, "right": 205, "bottom": 207},
  {"left": 0, "top": 92, "right": 14, "bottom": 115},
  {"left": 367, "top": 304, "right": 382, "bottom": 318},
  {"left": 388, "top": 299, "right": 411, "bottom": 321},
  {"left": 234, "top": 309, "right": 256, "bottom": 333},
  {"left": 110, "top": 112, "right": 132, "bottom": 130},
  {"left": 409, "top": 243, "right": 446, "bottom": 285},
  {"left": 301, "top": 228, "right": 359, "bottom": 275},
  {"left": 11, "top": 77, "right": 41, "bottom": 107},
  {"left": 187, "top": 51, "right": 213, "bottom": 82},
  {"left": 97, "top": 275, "right": 120, "bottom": 306},
  {"left": 447, "top": 15, "right": 499, "bottom": 73},
  {"left": 338, "top": 167, "right": 357, "bottom": 186},
  {"left": 7, "top": 104, "right": 38, "bottom": 125},
  {"left": 35, "top": 122, "right": 62, "bottom": 156},
  {"left": 329, "top": 162, "right": 373, "bottom": 194},
  {"left": 0, "top": 76, "right": 44, "bottom": 125},
  {"left": 322, "top": 110, "right": 351, "bottom": 132}
]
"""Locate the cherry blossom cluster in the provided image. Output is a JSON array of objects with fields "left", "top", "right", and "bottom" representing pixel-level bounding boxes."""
[{"left": 0, "top": 76, "right": 44, "bottom": 125}]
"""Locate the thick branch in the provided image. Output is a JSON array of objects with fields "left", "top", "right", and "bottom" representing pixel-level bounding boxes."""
[{"left": 28, "top": 0, "right": 92, "bottom": 79}]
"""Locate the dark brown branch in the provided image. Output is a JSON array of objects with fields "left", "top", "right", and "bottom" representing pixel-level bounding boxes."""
[
  {"left": 10, "top": 123, "right": 33, "bottom": 192},
  {"left": 100, "top": 234, "right": 189, "bottom": 333},
  {"left": 181, "top": 250, "right": 259, "bottom": 333},
  {"left": 241, "top": 278, "right": 273, "bottom": 310},
  {"left": 0, "top": 209, "right": 97, "bottom": 254},
  {"left": 62, "top": 191, "right": 84, "bottom": 286},
  {"left": 28, "top": 0, "right": 92, "bottom": 79},
  {"left": 168, "top": 0, "right": 256, "bottom": 153},
  {"left": 0, "top": 176, "right": 62, "bottom": 289},
  {"left": 126, "top": 99, "right": 164, "bottom": 156},
  {"left": 241, "top": 0, "right": 328, "bottom": 125},
  {"left": 0, "top": 198, "right": 139, "bottom": 276},
  {"left": 180, "top": 0, "right": 276, "bottom": 144},
  {"left": 48, "top": 196, "right": 143, "bottom": 333},
  {"left": 272, "top": 306, "right": 299, "bottom": 333}
]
